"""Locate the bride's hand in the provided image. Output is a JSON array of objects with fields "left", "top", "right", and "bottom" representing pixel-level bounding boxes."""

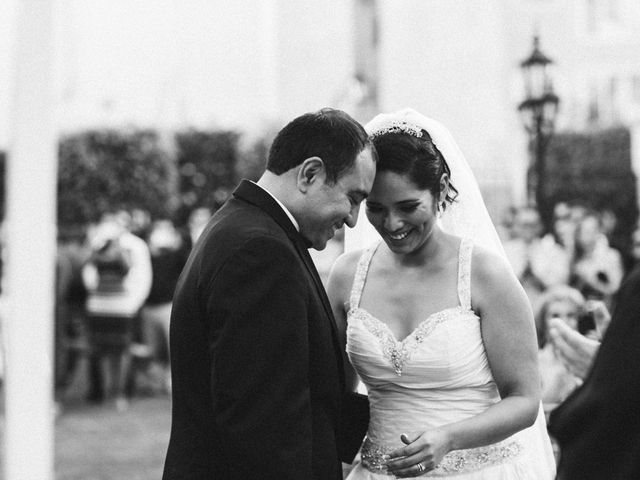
[{"left": 384, "top": 429, "right": 451, "bottom": 477}]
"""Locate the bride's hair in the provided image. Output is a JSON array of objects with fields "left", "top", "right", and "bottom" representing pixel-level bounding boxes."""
[{"left": 372, "top": 129, "right": 459, "bottom": 209}]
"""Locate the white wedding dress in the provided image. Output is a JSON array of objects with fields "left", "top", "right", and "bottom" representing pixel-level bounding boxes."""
[{"left": 345, "top": 238, "right": 556, "bottom": 479}]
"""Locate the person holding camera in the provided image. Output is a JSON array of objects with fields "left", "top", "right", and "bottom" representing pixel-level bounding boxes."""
[
  {"left": 534, "top": 286, "right": 603, "bottom": 415},
  {"left": 548, "top": 262, "right": 640, "bottom": 479}
]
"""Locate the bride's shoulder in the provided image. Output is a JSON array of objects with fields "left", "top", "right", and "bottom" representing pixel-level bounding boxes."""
[
  {"left": 326, "top": 249, "right": 365, "bottom": 302},
  {"left": 468, "top": 242, "right": 514, "bottom": 283},
  {"left": 329, "top": 249, "right": 363, "bottom": 281}
]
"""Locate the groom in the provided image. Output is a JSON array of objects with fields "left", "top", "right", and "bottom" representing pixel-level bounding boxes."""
[{"left": 163, "top": 108, "right": 376, "bottom": 479}]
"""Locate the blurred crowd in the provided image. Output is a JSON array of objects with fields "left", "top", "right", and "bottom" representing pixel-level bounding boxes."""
[
  {"left": 53, "top": 206, "right": 212, "bottom": 411},
  {"left": 499, "top": 202, "right": 640, "bottom": 415},
  {"left": 3, "top": 197, "right": 639, "bottom": 420}
]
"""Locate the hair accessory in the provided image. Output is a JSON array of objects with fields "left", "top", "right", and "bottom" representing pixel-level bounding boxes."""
[
  {"left": 347, "top": 108, "right": 507, "bottom": 260},
  {"left": 368, "top": 120, "right": 423, "bottom": 139}
]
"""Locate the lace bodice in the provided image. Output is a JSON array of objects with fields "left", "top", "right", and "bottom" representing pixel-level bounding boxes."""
[
  {"left": 345, "top": 239, "right": 536, "bottom": 477},
  {"left": 348, "top": 239, "right": 477, "bottom": 378}
]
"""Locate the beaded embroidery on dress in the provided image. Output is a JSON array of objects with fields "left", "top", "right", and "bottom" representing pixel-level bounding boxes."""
[{"left": 345, "top": 238, "right": 555, "bottom": 479}]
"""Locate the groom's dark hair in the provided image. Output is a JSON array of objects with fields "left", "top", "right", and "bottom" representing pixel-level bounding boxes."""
[{"left": 266, "top": 108, "right": 374, "bottom": 184}]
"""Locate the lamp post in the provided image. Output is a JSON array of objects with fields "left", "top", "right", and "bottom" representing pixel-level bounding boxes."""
[{"left": 518, "top": 35, "right": 559, "bottom": 231}]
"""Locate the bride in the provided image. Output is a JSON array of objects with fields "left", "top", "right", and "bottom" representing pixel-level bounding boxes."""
[{"left": 327, "top": 109, "right": 556, "bottom": 478}]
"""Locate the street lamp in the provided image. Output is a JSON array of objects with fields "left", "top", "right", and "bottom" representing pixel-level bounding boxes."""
[{"left": 518, "top": 35, "right": 559, "bottom": 231}]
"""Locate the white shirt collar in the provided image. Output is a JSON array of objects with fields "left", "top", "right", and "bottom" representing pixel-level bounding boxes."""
[{"left": 252, "top": 181, "right": 300, "bottom": 231}]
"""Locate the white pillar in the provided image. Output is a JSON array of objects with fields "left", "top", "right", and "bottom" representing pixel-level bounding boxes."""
[{"left": 3, "top": 0, "right": 56, "bottom": 478}]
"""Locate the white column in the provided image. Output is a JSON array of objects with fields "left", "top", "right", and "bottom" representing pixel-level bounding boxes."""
[
  {"left": 4, "top": 0, "right": 56, "bottom": 478},
  {"left": 259, "top": 0, "right": 279, "bottom": 119}
]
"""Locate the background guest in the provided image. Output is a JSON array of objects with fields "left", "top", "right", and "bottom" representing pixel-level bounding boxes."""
[
  {"left": 82, "top": 210, "right": 152, "bottom": 410},
  {"left": 55, "top": 226, "right": 90, "bottom": 405},
  {"left": 629, "top": 223, "right": 640, "bottom": 271},
  {"left": 185, "top": 206, "right": 212, "bottom": 249},
  {"left": 548, "top": 263, "right": 640, "bottom": 479},
  {"left": 535, "top": 285, "right": 586, "bottom": 413},
  {"left": 546, "top": 202, "right": 578, "bottom": 258},
  {"left": 570, "top": 210, "right": 623, "bottom": 306},
  {"left": 140, "top": 219, "right": 189, "bottom": 393},
  {"left": 504, "top": 206, "right": 571, "bottom": 331}
]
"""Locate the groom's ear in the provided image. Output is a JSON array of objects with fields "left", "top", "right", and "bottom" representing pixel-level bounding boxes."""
[{"left": 297, "top": 157, "right": 326, "bottom": 193}]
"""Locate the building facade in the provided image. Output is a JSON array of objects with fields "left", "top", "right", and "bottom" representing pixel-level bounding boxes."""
[{"left": 2, "top": 0, "right": 640, "bottom": 215}]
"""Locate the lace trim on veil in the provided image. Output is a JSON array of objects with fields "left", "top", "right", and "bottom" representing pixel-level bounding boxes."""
[{"left": 457, "top": 238, "right": 472, "bottom": 310}]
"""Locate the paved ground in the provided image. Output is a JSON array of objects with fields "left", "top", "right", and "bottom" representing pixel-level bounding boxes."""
[
  {"left": 0, "top": 394, "right": 171, "bottom": 480},
  {"left": 54, "top": 396, "right": 171, "bottom": 480},
  {"left": 0, "top": 353, "right": 172, "bottom": 480}
]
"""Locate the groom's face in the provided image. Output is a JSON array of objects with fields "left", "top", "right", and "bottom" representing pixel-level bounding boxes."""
[{"left": 299, "top": 147, "right": 376, "bottom": 250}]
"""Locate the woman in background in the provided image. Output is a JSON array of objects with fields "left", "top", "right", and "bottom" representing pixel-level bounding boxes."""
[
  {"left": 570, "top": 210, "right": 623, "bottom": 306},
  {"left": 535, "top": 286, "right": 589, "bottom": 413}
]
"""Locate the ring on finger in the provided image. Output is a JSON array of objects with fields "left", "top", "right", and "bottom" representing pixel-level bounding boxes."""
[{"left": 416, "top": 462, "right": 425, "bottom": 473}]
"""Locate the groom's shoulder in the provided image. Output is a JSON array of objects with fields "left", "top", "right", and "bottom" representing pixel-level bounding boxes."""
[
  {"left": 191, "top": 203, "right": 291, "bottom": 271},
  {"left": 209, "top": 199, "right": 286, "bottom": 242}
]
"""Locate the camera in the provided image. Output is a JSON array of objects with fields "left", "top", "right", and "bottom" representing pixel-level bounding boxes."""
[{"left": 577, "top": 309, "right": 596, "bottom": 334}]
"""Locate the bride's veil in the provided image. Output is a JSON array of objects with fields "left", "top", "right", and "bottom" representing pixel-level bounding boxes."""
[
  {"left": 344, "top": 108, "right": 556, "bottom": 477},
  {"left": 345, "top": 108, "right": 505, "bottom": 259}
]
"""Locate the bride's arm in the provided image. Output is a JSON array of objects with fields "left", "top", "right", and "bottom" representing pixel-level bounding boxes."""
[
  {"left": 327, "top": 251, "right": 361, "bottom": 392},
  {"left": 448, "top": 247, "right": 541, "bottom": 445},
  {"left": 386, "top": 247, "right": 540, "bottom": 476}
]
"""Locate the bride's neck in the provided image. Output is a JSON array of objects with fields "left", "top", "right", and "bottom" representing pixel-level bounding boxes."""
[{"left": 391, "top": 227, "right": 448, "bottom": 268}]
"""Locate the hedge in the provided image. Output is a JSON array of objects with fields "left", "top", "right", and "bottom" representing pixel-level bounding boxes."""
[
  {"left": 544, "top": 126, "right": 638, "bottom": 253},
  {"left": 57, "top": 129, "right": 178, "bottom": 226}
]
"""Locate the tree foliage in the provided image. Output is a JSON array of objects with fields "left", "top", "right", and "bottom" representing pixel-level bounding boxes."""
[
  {"left": 235, "top": 135, "right": 269, "bottom": 183},
  {"left": 1, "top": 126, "right": 270, "bottom": 229},
  {"left": 57, "top": 129, "right": 178, "bottom": 226},
  {"left": 545, "top": 126, "right": 638, "bottom": 250},
  {"left": 174, "top": 130, "right": 240, "bottom": 224}
]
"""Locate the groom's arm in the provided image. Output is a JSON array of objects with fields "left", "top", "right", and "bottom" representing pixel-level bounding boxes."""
[{"left": 205, "top": 235, "right": 313, "bottom": 478}]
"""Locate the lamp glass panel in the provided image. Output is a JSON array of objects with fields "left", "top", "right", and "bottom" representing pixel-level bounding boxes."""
[{"left": 529, "top": 64, "right": 548, "bottom": 100}]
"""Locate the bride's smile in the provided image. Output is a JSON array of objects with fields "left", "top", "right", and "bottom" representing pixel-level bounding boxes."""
[{"left": 366, "top": 171, "right": 441, "bottom": 255}]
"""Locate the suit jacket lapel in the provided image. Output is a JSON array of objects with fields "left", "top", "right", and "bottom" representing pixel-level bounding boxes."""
[
  {"left": 290, "top": 236, "right": 345, "bottom": 379},
  {"left": 233, "top": 180, "right": 345, "bottom": 384}
]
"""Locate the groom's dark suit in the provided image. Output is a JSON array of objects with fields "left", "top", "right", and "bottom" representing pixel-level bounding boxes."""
[{"left": 163, "top": 180, "right": 364, "bottom": 479}]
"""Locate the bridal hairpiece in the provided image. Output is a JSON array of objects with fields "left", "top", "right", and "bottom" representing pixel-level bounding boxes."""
[
  {"left": 368, "top": 120, "right": 423, "bottom": 139},
  {"left": 348, "top": 108, "right": 507, "bottom": 261}
]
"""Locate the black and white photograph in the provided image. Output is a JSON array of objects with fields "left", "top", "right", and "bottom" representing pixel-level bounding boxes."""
[{"left": 1, "top": 1, "right": 639, "bottom": 478}]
